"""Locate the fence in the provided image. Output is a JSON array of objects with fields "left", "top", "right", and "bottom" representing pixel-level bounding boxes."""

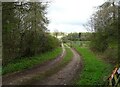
[{"left": 108, "top": 67, "right": 120, "bottom": 87}]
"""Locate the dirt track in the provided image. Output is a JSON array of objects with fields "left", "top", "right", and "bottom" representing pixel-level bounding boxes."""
[
  {"left": 2, "top": 44, "right": 66, "bottom": 85},
  {"left": 2, "top": 45, "right": 82, "bottom": 85},
  {"left": 34, "top": 47, "right": 82, "bottom": 85}
]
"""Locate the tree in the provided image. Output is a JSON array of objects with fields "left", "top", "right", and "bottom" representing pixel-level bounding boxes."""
[
  {"left": 2, "top": 2, "right": 20, "bottom": 65},
  {"left": 88, "top": 0, "right": 119, "bottom": 64},
  {"left": 2, "top": 2, "right": 60, "bottom": 66}
]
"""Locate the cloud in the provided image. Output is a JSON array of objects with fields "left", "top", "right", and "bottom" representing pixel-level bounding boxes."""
[
  {"left": 47, "top": 0, "right": 106, "bottom": 33},
  {"left": 48, "top": 23, "right": 88, "bottom": 33}
]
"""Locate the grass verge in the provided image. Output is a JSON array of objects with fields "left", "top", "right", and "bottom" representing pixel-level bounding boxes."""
[
  {"left": 3, "top": 47, "right": 62, "bottom": 75},
  {"left": 73, "top": 45, "right": 113, "bottom": 85}
]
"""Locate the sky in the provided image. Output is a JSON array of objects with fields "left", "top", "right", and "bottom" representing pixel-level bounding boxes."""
[{"left": 46, "top": 0, "right": 106, "bottom": 33}]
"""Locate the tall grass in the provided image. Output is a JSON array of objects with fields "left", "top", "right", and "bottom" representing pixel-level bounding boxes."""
[
  {"left": 2, "top": 47, "right": 62, "bottom": 75},
  {"left": 73, "top": 45, "right": 113, "bottom": 85}
]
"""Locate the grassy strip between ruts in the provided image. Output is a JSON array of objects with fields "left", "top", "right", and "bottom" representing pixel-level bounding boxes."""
[
  {"left": 56, "top": 44, "right": 73, "bottom": 68},
  {"left": 2, "top": 47, "right": 62, "bottom": 75},
  {"left": 73, "top": 45, "right": 113, "bottom": 85},
  {"left": 24, "top": 44, "right": 73, "bottom": 85}
]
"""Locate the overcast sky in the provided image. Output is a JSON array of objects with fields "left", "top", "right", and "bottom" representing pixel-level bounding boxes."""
[{"left": 47, "top": 0, "right": 106, "bottom": 33}]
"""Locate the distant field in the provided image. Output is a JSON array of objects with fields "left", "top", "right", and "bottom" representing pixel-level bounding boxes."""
[
  {"left": 67, "top": 41, "right": 90, "bottom": 48},
  {"left": 75, "top": 41, "right": 90, "bottom": 47}
]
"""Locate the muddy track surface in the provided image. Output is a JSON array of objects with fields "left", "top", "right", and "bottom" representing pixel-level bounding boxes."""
[
  {"left": 33, "top": 47, "right": 82, "bottom": 85},
  {"left": 2, "top": 44, "right": 66, "bottom": 85},
  {"left": 2, "top": 45, "right": 83, "bottom": 85}
]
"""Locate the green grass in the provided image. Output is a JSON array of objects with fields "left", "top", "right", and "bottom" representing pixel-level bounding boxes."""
[
  {"left": 58, "top": 44, "right": 73, "bottom": 67},
  {"left": 2, "top": 47, "right": 62, "bottom": 75},
  {"left": 73, "top": 45, "right": 113, "bottom": 85}
]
